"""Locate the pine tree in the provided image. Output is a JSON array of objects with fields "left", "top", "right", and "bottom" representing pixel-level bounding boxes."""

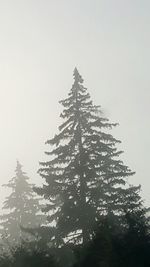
[
  {"left": 36, "top": 68, "right": 144, "bottom": 246},
  {"left": 0, "top": 161, "right": 45, "bottom": 245}
]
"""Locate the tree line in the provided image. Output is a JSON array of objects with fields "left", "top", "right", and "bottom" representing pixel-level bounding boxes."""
[{"left": 0, "top": 68, "right": 149, "bottom": 266}]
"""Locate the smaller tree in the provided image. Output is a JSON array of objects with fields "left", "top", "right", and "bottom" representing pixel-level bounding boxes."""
[{"left": 0, "top": 161, "right": 45, "bottom": 246}]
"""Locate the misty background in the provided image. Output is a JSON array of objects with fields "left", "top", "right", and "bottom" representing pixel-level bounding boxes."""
[{"left": 0, "top": 0, "right": 149, "bottom": 209}]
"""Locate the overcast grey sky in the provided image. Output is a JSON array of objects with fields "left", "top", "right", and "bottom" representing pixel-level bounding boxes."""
[{"left": 0, "top": 0, "right": 150, "bottom": 207}]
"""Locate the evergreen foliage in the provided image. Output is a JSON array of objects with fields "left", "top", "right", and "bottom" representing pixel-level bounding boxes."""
[
  {"left": 77, "top": 211, "right": 150, "bottom": 267},
  {"left": 0, "top": 161, "right": 45, "bottom": 245},
  {"left": 0, "top": 69, "right": 149, "bottom": 267},
  {"left": 36, "top": 68, "right": 145, "bottom": 246}
]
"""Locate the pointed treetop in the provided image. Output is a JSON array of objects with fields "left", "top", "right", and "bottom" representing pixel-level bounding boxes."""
[
  {"left": 15, "top": 160, "right": 28, "bottom": 179},
  {"left": 16, "top": 160, "right": 22, "bottom": 173},
  {"left": 73, "top": 67, "right": 84, "bottom": 83},
  {"left": 16, "top": 160, "right": 22, "bottom": 168}
]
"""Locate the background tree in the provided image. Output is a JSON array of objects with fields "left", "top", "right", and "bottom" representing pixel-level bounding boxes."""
[
  {"left": 36, "top": 68, "right": 145, "bottom": 246},
  {"left": 0, "top": 161, "right": 45, "bottom": 246}
]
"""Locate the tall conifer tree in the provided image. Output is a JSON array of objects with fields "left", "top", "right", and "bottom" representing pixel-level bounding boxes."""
[
  {"left": 36, "top": 68, "right": 143, "bottom": 245},
  {"left": 0, "top": 161, "right": 45, "bottom": 245}
]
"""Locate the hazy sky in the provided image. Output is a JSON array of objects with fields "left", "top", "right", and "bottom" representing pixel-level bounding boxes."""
[{"left": 0, "top": 0, "right": 150, "bottom": 207}]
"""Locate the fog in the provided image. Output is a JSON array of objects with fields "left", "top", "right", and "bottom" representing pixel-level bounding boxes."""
[{"left": 0, "top": 0, "right": 150, "bottom": 210}]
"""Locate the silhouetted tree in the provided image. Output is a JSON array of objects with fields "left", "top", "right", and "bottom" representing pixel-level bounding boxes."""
[
  {"left": 121, "top": 207, "right": 150, "bottom": 267},
  {"left": 35, "top": 68, "right": 143, "bottom": 246},
  {"left": 0, "top": 161, "right": 45, "bottom": 246},
  {"left": 78, "top": 210, "right": 150, "bottom": 267}
]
